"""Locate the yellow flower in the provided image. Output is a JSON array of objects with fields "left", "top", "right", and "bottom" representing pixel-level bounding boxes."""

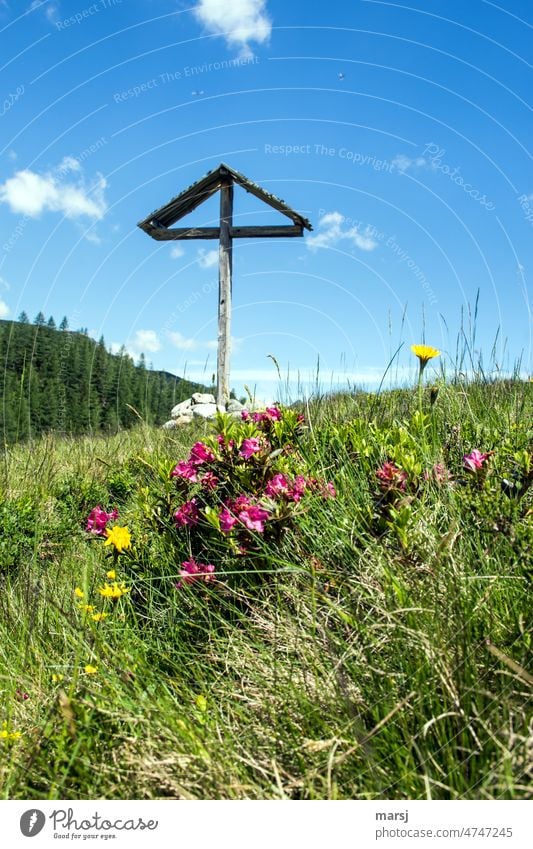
[
  {"left": 104, "top": 526, "right": 131, "bottom": 553},
  {"left": 0, "top": 721, "right": 21, "bottom": 741},
  {"left": 98, "top": 581, "right": 130, "bottom": 600},
  {"left": 106, "top": 569, "right": 116, "bottom": 580},
  {"left": 78, "top": 604, "right": 95, "bottom": 613},
  {"left": 411, "top": 344, "right": 440, "bottom": 368},
  {"left": 84, "top": 664, "right": 98, "bottom": 674},
  {"left": 90, "top": 612, "right": 109, "bottom": 622},
  {"left": 52, "top": 673, "right": 64, "bottom": 683},
  {"left": 74, "top": 587, "right": 84, "bottom": 598}
]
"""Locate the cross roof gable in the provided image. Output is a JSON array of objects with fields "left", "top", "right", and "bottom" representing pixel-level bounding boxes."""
[{"left": 137, "top": 162, "right": 313, "bottom": 236}]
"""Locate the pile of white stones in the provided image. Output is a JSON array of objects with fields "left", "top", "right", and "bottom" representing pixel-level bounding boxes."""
[{"left": 162, "top": 392, "right": 262, "bottom": 429}]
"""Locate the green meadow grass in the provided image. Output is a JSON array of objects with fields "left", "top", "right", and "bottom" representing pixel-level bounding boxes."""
[{"left": 0, "top": 378, "right": 531, "bottom": 800}]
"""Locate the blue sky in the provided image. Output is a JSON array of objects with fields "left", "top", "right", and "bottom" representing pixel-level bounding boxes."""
[{"left": 0, "top": 0, "right": 531, "bottom": 400}]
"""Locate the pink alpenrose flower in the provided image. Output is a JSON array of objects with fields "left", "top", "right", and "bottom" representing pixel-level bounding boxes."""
[
  {"left": 86, "top": 506, "right": 118, "bottom": 536},
  {"left": 288, "top": 475, "right": 307, "bottom": 502},
  {"left": 219, "top": 507, "right": 238, "bottom": 534},
  {"left": 231, "top": 494, "right": 252, "bottom": 512},
  {"left": 238, "top": 505, "right": 270, "bottom": 533},
  {"left": 265, "top": 473, "right": 290, "bottom": 498},
  {"left": 189, "top": 441, "right": 216, "bottom": 466},
  {"left": 171, "top": 460, "right": 198, "bottom": 483},
  {"left": 175, "top": 559, "right": 215, "bottom": 588},
  {"left": 174, "top": 499, "right": 200, "bottom": 527},
  {"left": 239, "top": 437, "right": 262, "bottom": 460},
  {"left": 200, "top": 471, "right": 219, "bottom": 491},
  {"left": 463, "top": 449, "right": 490, "bottom": 473},
  {"left": 376, "top": 462, "right": 408, "bottom": 491}
]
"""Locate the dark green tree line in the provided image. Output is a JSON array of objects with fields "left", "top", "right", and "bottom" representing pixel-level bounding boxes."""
[{"left": 0, "top": 318, "right": 205, "bottom": 443}]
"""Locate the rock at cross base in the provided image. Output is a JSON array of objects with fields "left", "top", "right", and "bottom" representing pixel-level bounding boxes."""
[
  {"left": 192, "top": 392, "right": 216, "bottom": 405},
  {"left": 192, "top": 403, "right": 219, "bottom": 418},
  {"left": 171, "top": 398, "right": 193, "bottom": 417}
]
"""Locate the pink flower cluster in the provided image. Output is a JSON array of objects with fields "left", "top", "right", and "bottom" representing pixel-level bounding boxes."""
[
  {"left": 241, "top": 406, "right": 282, "bottom": 424},
  {"left": 190, "top": 441, "right": 216, "bottom": 465},
  {"left": 200, "top": 471, "right": 219, "bottom": 491},
  {"left": 376, "top": 462, "right": 408, "bottom": 491},
  {"left": 264, "top": 473, "right": 306, "bottom": 502},
  {"left": 463, "top": 449, "right": 490, "bottom": 473},
  {"left": 220, "top": 496, "right": 271, "bottom": 534},
  {"left": 171, "top": 460, "right": 198, "bottom": 483},
  {"left": 86, "top": 506, "right": 118, "bottom": 535},
  {"left": 174, "top": 498, "right": 200, "bottom": 527},
  {"left": 175, "top": 558, "right": 215, "bottom": 589},
  {"left": 171, "top": 441, "right": 217, "bottom": 482},
  {"left": 264, "top": 473, "right": 336, "bottom": 501},
  {"left": 239, "top": 437, "right": 263, "bottom": 460}
]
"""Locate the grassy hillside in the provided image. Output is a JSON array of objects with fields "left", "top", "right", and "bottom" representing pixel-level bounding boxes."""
[{"left": 0, "top": 378, "right": 531, "bottom": 800}]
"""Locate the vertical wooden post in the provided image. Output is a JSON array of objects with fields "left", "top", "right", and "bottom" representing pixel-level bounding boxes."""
[{"left": 217, "top": 175, "right": 233, "bottom": 407}]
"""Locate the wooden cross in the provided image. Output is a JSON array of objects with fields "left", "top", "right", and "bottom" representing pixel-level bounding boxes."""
[{"left": 138, "top": 163, "right": 312, "bottom": 406}]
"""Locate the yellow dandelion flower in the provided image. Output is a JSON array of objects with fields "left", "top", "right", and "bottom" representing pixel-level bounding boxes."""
[
  {"left": 74, "top": 587, "right": 84, "bottom": 598},
  {"left": 90, "top": 612, "right": 109, "bottom": 622},
  {"left": 98, "top": 581, "right": 130, "bottom": 600},
  {"left": 104, "top": 526, "right": 131, "bottom": 553},
  {"left": 84, "top": 664, "right": 98, "bottom": 674},
  {"left": 106, "top": 569, "right": 116, "bottom": 580},
  {"left": 411, "top": 344, "right": 441, "bottom": 369},
  {"left": 52, "top": 673, "right": 64, "bottom": 683},
  {"left": 78, "top": 603, "right": 95, "bottom": 613}
]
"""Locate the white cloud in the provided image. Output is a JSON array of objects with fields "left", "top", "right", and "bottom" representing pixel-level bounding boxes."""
[
  {"left": 132, "top": 329, "right": 161, "bottom": 353},
  {"left": 168, "top": 331, "right": 238, "bottom": 352},
  {"left": 193, "top": 0, "right": 271, "bottom": 57},
  {"left": 197, "top": 247, "right": 218, "bottom": 268},
  {"left": 0, "top": 161, "right": 107, "bottom": 220},
  {"left": 307, "top": 211, "right": 378, "bottom": 252},
  {"left": 170, "top": 245, "right": 185, "bottom": 259},
  {"left": 29, "top": 0, "right": 59, "bottom": 21},
  {"left": 0, "top": 299, "right": 10, "bottom": 318},
  {"left": 168, "top": 331, "right": 198, "bottom": 351},
  {"left": 392, "top": 154, "right": 427, "bottom": 174},
  {"left": 0, "top": 275, "right": 9, "bottom": 290},
  {"left": 82, "top": 229, "right": 102, "bottom": 245},
  {"left": 57, "top": 156, "right": 81, "bottom": 174}
]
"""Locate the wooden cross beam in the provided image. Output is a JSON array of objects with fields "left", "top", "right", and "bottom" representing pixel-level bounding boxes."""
[{"left": 138, "top": 163, "right": 313, "bottom": 406}]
